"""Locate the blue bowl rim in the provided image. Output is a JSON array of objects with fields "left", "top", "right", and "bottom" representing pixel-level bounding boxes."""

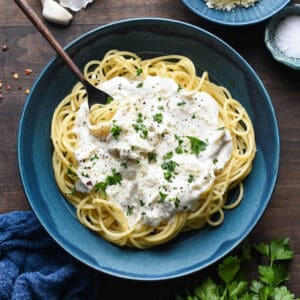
[
  {"left": 181, "top": 0, "right": 291, "bottom": 26},
  {"left": 17, "top": 17, "right": 280, "bottom": 280},
  {"left": 265, "top": 4, "right": 300, "bottom": 70}
]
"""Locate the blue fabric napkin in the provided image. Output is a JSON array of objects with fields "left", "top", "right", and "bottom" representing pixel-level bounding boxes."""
[{"left": 0, "top": 211, "right": 98, "bottom": 300}]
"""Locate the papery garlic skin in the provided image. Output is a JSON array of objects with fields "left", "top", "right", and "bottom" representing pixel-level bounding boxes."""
[{"left": 59, "top": 0, "right": 94, "bottom": 12}]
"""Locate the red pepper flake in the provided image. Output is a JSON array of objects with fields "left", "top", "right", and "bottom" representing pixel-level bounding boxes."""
[
  {"left": 6, "top": 83, "right": 11, "bottom": 91},
  {"left": 2, "top": 45, "right": 9, "bottom": 52},
  {"left": 0, "top": 82, "right": 2, "bottom": 90},
  {"left": 0, "top": 93, "right": 2, "bottom": 102},
  {"left": 24, "top": 68, "right": 32, "bottom": 75},
  {"left": 25, "top": 88, "right": 30, "bottom": 95},
  {"left": 18, "top": 86, "right": 22, "bottom": 91}
]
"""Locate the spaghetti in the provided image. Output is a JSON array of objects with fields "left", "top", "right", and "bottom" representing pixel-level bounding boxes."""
[{"left": 51, "top": 50, "right": 256, "bottom": 249}]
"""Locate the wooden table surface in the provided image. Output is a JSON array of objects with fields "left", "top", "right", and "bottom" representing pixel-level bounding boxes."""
[{"left": 1, "top": 0, "right": 300, "bottom": 297}]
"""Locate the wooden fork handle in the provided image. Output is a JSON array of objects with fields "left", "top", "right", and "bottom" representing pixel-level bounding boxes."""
[{"left": 13, "top": 0, "right": 85, "bottom": 82}]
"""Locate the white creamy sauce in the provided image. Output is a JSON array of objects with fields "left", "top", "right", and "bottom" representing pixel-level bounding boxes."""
[{"left": 73, "top": 76, "right": 232, "bottom": 228}]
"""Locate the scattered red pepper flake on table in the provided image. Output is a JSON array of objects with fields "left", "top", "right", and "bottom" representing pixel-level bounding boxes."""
[
  {"left": 6, "top": 83, "right": 11, "bottom": 91},
  {"left": 24, "top": 68, "right": 32, "bottom": 75}
]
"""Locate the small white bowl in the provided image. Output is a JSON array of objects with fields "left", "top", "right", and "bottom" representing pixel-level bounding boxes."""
[{"left": 265, "top": 4, "right": 300, "bottom": 70}]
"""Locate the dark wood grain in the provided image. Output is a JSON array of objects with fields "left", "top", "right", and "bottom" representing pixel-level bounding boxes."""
[{"left": 1, "top": 0, "right": 300, "bottom": 297}]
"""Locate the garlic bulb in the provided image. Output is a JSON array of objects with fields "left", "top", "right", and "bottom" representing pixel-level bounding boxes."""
[{"left": 40, "top": 0, "right": 73, "bottom": 26}]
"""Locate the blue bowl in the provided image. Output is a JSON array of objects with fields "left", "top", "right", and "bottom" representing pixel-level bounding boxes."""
[
  {"left": 265, "top": 4, "right": 300, "bottom": 70},
  {"left": 18, "top": 18, "right": 279, "bottom": 280},
  {"left": 182, "top": 0, "right": 291, "bottom": 26}
]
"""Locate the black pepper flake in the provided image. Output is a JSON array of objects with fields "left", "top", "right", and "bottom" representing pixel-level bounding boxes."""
[{"left": 2, "top": 45, "right": 9, "bottom": 52}]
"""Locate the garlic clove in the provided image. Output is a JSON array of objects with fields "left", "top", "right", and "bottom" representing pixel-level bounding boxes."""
[
  {"left": 59, "top": 0, "right": 94, "bottom": 12},
  {"left": 41, "top": 0, "right": 73, "bottom": 26}
]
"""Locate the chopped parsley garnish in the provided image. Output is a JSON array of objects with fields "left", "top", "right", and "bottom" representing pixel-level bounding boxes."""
[
  {"left": 217, "top": 126, "right": 225, "bottom": 130},
  {"left": 161, "top": 152, "right": 178, "bottom": 182},
  {"left": 111, "top": 121, "right": 122, "bottom": 140},
  {"left": 163, "top": 151, "right": 173, "bottom": 160},
  {"left": 120, "top": 162, "right": 128, "bottom": 169},
  {"left": 158, "top": 105, "right": 164, "bottom": 111},
  {"left": 140, "top": 200, "right": 145, "bottom": 206},
  {"left": 66, "top": 168, "right": 73, "bottom": 175},
  {"left": 153, "top": 113, "right": 163, "bottom": 124},
  {"left": 163, "top": 171, "right": 172, "bottom": 182},
  {"left": 133, "top": 113, "right": 148, "bottom": 139},
  {"left": 161, "top": 160, "right": 178, "bottom": 173},
  {"left": 137, "top": 112, "right": 144, "bottom": 123},
  {"left": 177, "top": 84, "right": 182, "bottom": 92},
  {"left": 192, "top": 113, "right": 196, "bottom": 119},
  {"left": 94, "top": 181, "right": 108, "bottom": 196},
  {"left": 81, "top": 172, "right": 89, "bottom": 178},
  {"left": 136, "top": 82, "right": 143, "bottom": 88},
  {"left": 158, "top": 97, "right": 162, "bottom": 101},
  {"left": 188, "top": 174, "right": 195, "bottom": 183},
  {"left": 106, "top": 168, "right": 122, "bottom": 185},
  {"left": 107, "top": 96, "right": 114, "bottom": 103},
  {"left": 213, "top": 158, "right": 218, "bottom": 164},
  {"left": 90, "top": 153, "right": 99, "bottom": 161},
  {"left": 66, "top": 188, "right": 76, "bottom": 195},
  {"left": 158, "top": 192, "right": 168, "bottom": 203},
  {"left": 187, "top": 136, "right": 208, "bottom": 157},
  {"left": 170, "top": 197, "right": 180, "bottom": 208},
  {"left": 147, "top": 152, "right": 157, "bottom": 163},
  {"left": 127, "top": 206, "right": 134, "bottom": 215},
  {"left": 94, "top": 169, "right": 123, "bottom": 197},
  {"left": 175, "top": 135, "right": 184, "bottom": 154},
  {"left": 133, "top": 123, "right": 148, "bottom": 139},
  {"left": 136, "top": 68, "right": 143, "bottom": 76},
  {"left": 177, "top": 101, "right": 186, "bottom": 106}
]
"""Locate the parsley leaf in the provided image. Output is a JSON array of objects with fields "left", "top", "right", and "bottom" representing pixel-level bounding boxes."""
[
  {"left": 228, "top": 281, "right": 248, "bottom": 298},
  {"left": 270, "top": 238, "right": 294, "bottom": 265},
  {"left": 187, "top": 136, "right": 208, "bottom": 157},
  {"left": 94, "top": 181, "right": 108, "bottom": 196},
  {"left": 153, "top": 113, "right": 163, "bottom": 123},
  {"left": 94, "top": 169, "right": 122, "bottom": 197},
  {"left": 161, "top": 160, "right": 178, "bottom": 173},
  {"left": 218, "top": 256, "right": 241, "bottom": 284},
  {"left": 194, "top": 278, "right": 220, "bottom": 300},
  {"left": 106, "top": 168, "right": 122, "bottom": 185},
  {"left": 163, "top": 151, "right": 173, "bottom": 160},
  {"left": 107, "top": 96, "right": 114, "bottom": 103},
  {"left": 133, "top": 123, "right": 148, "bottom": 139},
  {"left": 188, "top": 174, "right": 195, "bottom": 183},
  {"left": 127, "top": 205, "right": 134, "bottom": 215},
  {"left": 136, "top": 68, "right": 143, "bottom": 76},
  {"left": 177, "top": 101, "right": 186, "bottom": 106},
  {"left": 259, "top": 264, "right": 289, "bottom": 287},
  {"left": 147, "top": 152, "right": 157, "bottom": 163},
  {"left": 274, "top": 286, "right": 297, "bottom": 300},
  {"left": 158, "top": 192, "right": 167, "bottom": 203},
  {"left": 111, "top": 122, "right": 122, "bottom": 140}
]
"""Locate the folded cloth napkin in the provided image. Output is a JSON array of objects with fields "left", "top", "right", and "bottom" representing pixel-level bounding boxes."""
[{"left": 0, "top": 211, "right": 98, "bottom": 300}]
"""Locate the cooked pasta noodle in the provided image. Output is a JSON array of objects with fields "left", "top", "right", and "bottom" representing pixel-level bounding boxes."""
[{"left": 51, "top": 50, "right": 256, "bottom": 249}]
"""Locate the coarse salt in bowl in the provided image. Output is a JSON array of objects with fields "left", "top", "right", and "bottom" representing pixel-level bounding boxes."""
[{"left": 265, "top": 4, "right": 300, "bottom": 70}]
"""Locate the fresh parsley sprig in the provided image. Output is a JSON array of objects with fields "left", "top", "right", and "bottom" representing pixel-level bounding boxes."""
[{"left": 176, "top": 238, "right": 299, "bottom": 300}]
